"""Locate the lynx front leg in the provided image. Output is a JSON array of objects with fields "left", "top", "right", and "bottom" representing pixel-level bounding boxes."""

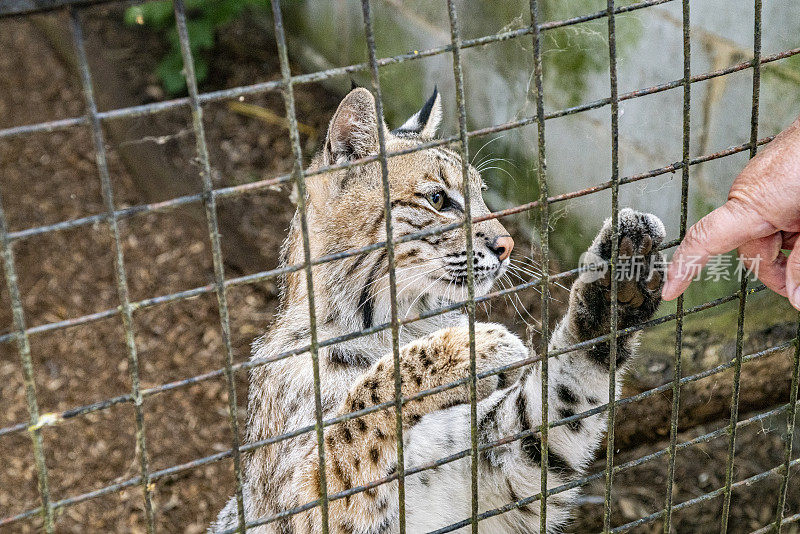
[
  {"left": 293, "top": 324, "right": 527, "bottom": 534},
  {"left": 556, "top": 207, "right": 666, "bottom": 364},
  {"left": 395, "top": 211, "right": 667, "bottom": 534},
  {"left": 542, "top": 208, "right": 667, "bottom": 472}
]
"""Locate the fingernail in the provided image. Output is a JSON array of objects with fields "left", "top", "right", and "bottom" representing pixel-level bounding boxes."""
[
  {"left": 661, "top": 285, "right": 671, "bottom": 300},
  {"left": 792, "top": 285, "right": 800, "bottom": 311},
  {"left": 661, "top": 277, "right": 675, "bottom": 300}
]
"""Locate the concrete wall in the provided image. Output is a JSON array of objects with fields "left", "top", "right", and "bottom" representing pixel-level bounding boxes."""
[{"left": 282, "top": 0, "right": 800, "bottom": 257}]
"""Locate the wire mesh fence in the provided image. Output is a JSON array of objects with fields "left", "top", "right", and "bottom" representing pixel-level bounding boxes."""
[{"left": 0, "top": 0, "right": 798, "bottom": 533}]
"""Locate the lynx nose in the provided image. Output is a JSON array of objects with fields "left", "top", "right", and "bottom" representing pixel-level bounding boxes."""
[{"left": 488, "top": 235, "right": 514, "bottom": 261}]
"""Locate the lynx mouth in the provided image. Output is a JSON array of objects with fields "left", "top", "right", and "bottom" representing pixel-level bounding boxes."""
[{"left": 445, "top": 261, "right": 506, "bottom": 287}]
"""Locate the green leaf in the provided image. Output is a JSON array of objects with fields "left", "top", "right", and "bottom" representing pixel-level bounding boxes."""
[
  {"left": 124, "top": 0, "right": 270, "bottom": 95},
  {"left": 139, "top": 1, "right": 175, "bottom": 27},
  {"left": 194, "top": 56, "right": 210, "bottom": 84},
  {"left": 123, "top": 5, "right": 145, "bottom": 26},
  {"left": 155, "top": 46, "right": 211, "bottom": 94},
  {"left": 187, "top": 18, "right": 216, "bottom": 49},
  {"left": 204, "top": 0, "right": 242, "bottom": 24},
  {"left": 165, "top": 19, "right": 215, "bottom": 51},
  {"left": 156, "top": 52, "right": 188, "bottom": 94}
]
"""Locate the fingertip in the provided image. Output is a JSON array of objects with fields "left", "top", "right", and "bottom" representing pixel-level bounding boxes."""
[
  {"left": 661, "top": 251, "right": 692, "bottom": 301},
  {"left": 661, "top": 281, "right": 676, "bottom": 301},
  {"left": 789, "top": 278, "right": 800, "bottom": 311},
  {"left": 661, "top": 264, "right": 690, "bottom": 300},
  {"left": 790, "top": 289, "right": 800, "bottom": 311},
  {"left": 754, "top": 263, "right": 789, "bottom": 299},
  {"left": 661, "top": 279, "right": 684, "bottom": 301},
  {"left": 788, "top": 275, "right": 800, "bottom": 312},
  {"left": 786, "top": 246, "right": 800, "bottom": 310}
]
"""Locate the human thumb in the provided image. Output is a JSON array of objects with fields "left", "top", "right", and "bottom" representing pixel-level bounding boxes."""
[{"left": 787, "top": 245, "right": 800, "bottom": 311}]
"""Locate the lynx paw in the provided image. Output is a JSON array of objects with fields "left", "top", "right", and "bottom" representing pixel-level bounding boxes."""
[
  {"left": 577, "top": 208, "right": 665, "bottom": 331},
  {"left": 472, "top": 322, "right": 528, "bottom": 381},
  {"left": 473, "top": 323, "right": 527, "bottom": 396},
  {"left": 431, "top": 323, "right": 527, "bottom": 397}
]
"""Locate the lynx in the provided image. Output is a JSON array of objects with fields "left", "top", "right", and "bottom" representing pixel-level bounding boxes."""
[{"left": 213, "top": 87, "right": 665, "bottom": 533}]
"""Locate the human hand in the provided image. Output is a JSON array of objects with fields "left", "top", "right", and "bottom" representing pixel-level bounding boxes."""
[{"left": 661, "top": 115, "right": 800, "bottom": 310}]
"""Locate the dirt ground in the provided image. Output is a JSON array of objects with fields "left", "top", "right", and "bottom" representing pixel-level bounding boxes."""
[
  {"left": 0, "top": 7, "right": 340, "bottom": 532},
  {"left": 0, "top": 6, "right": 797, "bottom": 534},
  {"left": 573, "top": 409, "right": 800, "bottom": 533}
]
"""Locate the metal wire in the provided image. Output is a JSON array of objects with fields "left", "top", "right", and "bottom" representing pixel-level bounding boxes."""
[
  {"left": 602, "top": 0, "right": 622, "bottom": 530},
  {"left": 1, "top": 1, "right": 798, "bottom": 532},
  {"left": 0, "top": 129, "right": 55, "bottom": 534},
  {"left": 0, "top": 133, "right": 780, "bottom": 364},
  {"left": 171, "top": 1, "right": 247, "bottom": 531},
  {"left": 429, "top": 399, "right": 800, "bottom": 534},
  {"left": 270, "top": 2, "right": 331, "bottom": 532},
  {"left": 0, "top": 321, "right": 784, "bottom": 526},
  {"left": 359, "top": 1, "right": 407, "bottom": 530},
  {"left": 1, "top": 300, "right": 794, "bottom": 529},
  {"left": 0, "top": 252, "right": 777, "bottom": 448},
  {"left": 662, "top": 0, "right": 690, "bottom": 530},
  {"left": 3, "top": 46, "right": 798, "bottom": 247},
  {"left": 0, "top": 257, "right": 765, "bottom": 445},
  {"left": 610, "top": 459, "right": 800, "bottom": 534},
  {"left": 0, "top": 0, "right": 678, "bottom": 139},
  {"left": 529, "top": 0, "right": 551, "bottom": 530},
  {"left": 719, "top": 3, "right": 761, "bottom": 531},
  {"left": 443, "top": 2, "right": 480, "bottom": 532},
  {"left": 67, "top": 7, "right": 156, "bottom": 532},
  {"left": 773, "top": 320, "right": 800, "bottom": 531}
]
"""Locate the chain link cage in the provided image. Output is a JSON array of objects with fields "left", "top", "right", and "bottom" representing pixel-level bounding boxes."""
[{"left": 1, "top": 0, "right": 799, "bottom": 532}]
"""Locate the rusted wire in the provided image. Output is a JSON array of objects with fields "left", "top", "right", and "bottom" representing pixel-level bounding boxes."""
[
  {"left": 2, "top": 304, "right": 794, "bottom": 529},
  {"left": 529, "top": 0, "right": 551, "bottom": 530},
  {"left": 0, "top": 128, "right": 55, "bottom": 534},
  {"left": 442, "top": 2, "right": 481, "bottom": 532},
  {"left": 772, "top": 321, "right": 800, "bottom": 531},
  {"left": 602, "top": 0, "right": 622, "bottom": 531},
  {"left": 0, "top": 133, "right": 778, "bottom": 357},
  {"left": 610, "top": 456, "right": 800, "bottom": 534},
  {"left": 359, "top": 0, "right": 407, "bottom": 530},
  {"left": 171, "top": 1, "right": 247, "bottom": 530},
  {"left": 662, "top": 0, "right": 690, "bottom": 530},
  {"left": 270, "top": 3, "right": 331, "bottom": 533},
  {"left": 67, "top": 7, "right": 156, "bottom": 531},
  {"left": 719, "top": 2, "right": 761, "bottom": 531},
  {"left": 4, "top": 45, "right": 798, "bottom": 245}
]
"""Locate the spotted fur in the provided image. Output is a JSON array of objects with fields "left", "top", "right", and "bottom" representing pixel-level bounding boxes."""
[{"left": 211, "top": 87, "right": 665, "bottom": 533}]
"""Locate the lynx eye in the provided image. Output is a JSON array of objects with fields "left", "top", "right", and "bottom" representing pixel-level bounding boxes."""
[{"left": 426, "top": 190, "right": 447, "bottom": 211}]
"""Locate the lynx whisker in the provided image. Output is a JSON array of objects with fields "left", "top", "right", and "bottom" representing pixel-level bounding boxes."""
[
  {"left": 475, "top": 165, "right": 517, "bottom": 183},
  {"left": 475, "top": 157, "right": 521, "bottom": 173},
  {"left": 470, "top": 134, "right": 507, "bottom": 166},
  {"left": 404, "top": 272, "right": 447, "bottom": 319}
]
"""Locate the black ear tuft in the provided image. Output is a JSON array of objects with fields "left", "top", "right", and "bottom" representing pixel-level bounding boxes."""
[
  {"left": 416, "top": 85, "right": 438, "bottom": 128},
  {"left": 391, "top": 86, "right": 442, "bottom": 140},
  {"left": 350, "top": 78, "right": 360, "bottom": 91}
]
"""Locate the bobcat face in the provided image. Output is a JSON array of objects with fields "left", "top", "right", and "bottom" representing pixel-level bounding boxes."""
[
  {"left": 382, "top": 135, "right": 513, "bottom": 298},
  {"left": 294, "top": 87, "right": 512, "bottom": 328}
]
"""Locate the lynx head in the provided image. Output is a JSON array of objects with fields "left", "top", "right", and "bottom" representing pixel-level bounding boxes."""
[{"left": 286, "top": 87, "right": 513, "bottom": 332}]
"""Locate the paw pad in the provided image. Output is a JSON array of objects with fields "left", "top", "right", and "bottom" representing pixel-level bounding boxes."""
[{"left": 581, "top": 209, "right": 666, "bottom": 320}]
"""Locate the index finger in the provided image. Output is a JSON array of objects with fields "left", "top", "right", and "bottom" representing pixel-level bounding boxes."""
[{"left": 661, "top": 200, "right": 775, "bottom": 300}]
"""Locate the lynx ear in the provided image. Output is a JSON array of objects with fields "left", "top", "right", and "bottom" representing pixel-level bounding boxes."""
[
  {"left": 392, "top": 87, "right": 442, "bottom": 140},
  {"left": 324, "top": 88, "right": 380, "bottom": 164}
]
